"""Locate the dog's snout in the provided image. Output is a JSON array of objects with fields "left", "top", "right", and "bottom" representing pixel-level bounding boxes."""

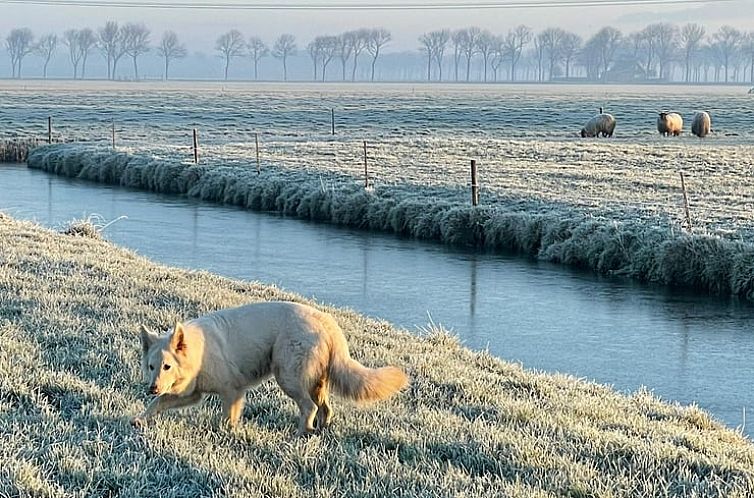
[{"left": 148, "top": 385, "right": 158, "bottom": 395}]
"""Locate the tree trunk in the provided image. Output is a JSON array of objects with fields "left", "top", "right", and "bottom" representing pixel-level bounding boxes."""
[
  {"left": 165, "top": 58, "right": 170, "bottom": 80},
  {"left": 438, "top": 59, "right": 443, "bottom": 82},
  {"left": 224, "top": 56, "right": 229, "bottom": 81},
  {"left": 342, "top": 59, "right": 347, "bottom": 81},
  {"left": 133, "top": 56, "right": 139, "bottom": 80},
  {"left": 465, "top": 55, "right": 471, "bottom": 82},
  {"left": 254, "top": 58, "right": 259, "bottom": 80},
  {"left": 371, "top": 56, "right": 377, "bottom": 82},
  {"left": 351, "top": 54, "right": 359, "bottom": 81},
  {"left": 283, "top": 57, "right": 288, "bottom": 81},
  {"left": 427, "top": 56, "right": 431, "bottom": 81},
  {"left": 113, "top": 57, "right": 120, "bottom": 80}
]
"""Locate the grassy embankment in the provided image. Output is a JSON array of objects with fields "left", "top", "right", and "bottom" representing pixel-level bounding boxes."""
[
  {"left": 1, "top": 213, "right": 754, "bottom": 496},
  {"left": 0, "top": 139, "right": 38, "bottom": 163},
  {"left": 27, "top": 143, "right": 754, "bottom": 301}
]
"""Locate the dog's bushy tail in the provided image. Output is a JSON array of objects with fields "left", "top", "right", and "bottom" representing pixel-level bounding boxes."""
[{"left": 329, "top": 336, "right": 408, "bottom": 402}]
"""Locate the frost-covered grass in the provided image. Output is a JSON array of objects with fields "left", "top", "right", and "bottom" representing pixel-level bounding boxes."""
[
  {"left": 0, "top": 139, "right": 38, "bottom": 163},
  {"left": 2, "top": 213, "right": 754, "bottom": 497},
  {"left": 27, "top": 143, "right": 754, "bottom": 300}
]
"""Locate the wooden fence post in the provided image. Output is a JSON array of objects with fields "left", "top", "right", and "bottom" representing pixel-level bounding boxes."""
[
  {"left": 255, "top": 132, "right": 260, "bottom": 174},
  {"left": 470, "top": 160, "right": 479, "bottom": 206},
  {"left": 192, "top": 128, "right": 199, "bottom": 164},
  {"left": 680, "top": 171, "right": 692, "bottom": 230},
  {"left": 111, "top": 120, "right": 116, "bottom": 150},
  {"left": 47, "top": 116, "right": 52, "bottom": 144},
  {"left": 331, "top": 108, "right": 336, "bottom": 135},
  {"left": 363, "top": 140, "right": 369, "bottom": 188}
]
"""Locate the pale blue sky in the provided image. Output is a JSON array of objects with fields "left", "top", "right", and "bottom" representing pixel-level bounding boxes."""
[{"left": 0, "top": 0, "right": 751, "bottom": 52}]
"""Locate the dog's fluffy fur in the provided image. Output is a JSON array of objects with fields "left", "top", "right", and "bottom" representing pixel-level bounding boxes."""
[{"left": 135, "top": 301, "right": 409, "bottom": 434}]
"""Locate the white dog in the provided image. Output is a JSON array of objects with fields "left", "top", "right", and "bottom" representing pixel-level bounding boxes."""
[{"left": 135, "top": 301, "right": 409, "bottom": 435}]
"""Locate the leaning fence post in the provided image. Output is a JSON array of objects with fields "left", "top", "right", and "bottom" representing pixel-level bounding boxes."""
[
  {"left": 680, "top": 171, "right": 692, "bottom": 230},
  {"left": 47, "top": 116, "right": 52, "bottom": 144},
  {"left": 363, "top": 140, "right": 369, "bottom": 188},
  {"left": 111, "top": 120, "right": 116, "bottom": 150},
  {"left": 255, "top": 132, "right": 260, "bottom": 174},
  {"left": 192, "top": 128, "right": 199, "bottom": 164},
  {"left": 470, "top": 159, "right": 479, "bottom": 206}
]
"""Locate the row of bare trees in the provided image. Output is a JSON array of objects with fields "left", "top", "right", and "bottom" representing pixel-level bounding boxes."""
[
  {"left": 214, "top": 28, "right": 391, "bottom": 82},
  {"left": 5, "top": 22, "right": 754, "bottom": 83},
  {"left": 419, "top": 24, "right": 754, "bottom": 84},
  {"left": 305, "top": 29, "right": 391, "bottom": 82},
  {"left": 4, "top": 23, "right": 187, "bottom": 80},
  {"left": 4, "top": 24, "right": 393, "bottom": 81}
]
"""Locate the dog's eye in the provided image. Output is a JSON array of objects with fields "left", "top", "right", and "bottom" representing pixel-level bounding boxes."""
[{"left": 163, "top": 364, "right": 171, "bottom": 371}]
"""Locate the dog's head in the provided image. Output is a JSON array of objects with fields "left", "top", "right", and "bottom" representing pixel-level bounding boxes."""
[{"left": 140, "top": 323, "right": 192, "bottom": 396}]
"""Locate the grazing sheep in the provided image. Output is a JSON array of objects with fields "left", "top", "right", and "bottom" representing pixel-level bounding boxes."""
[
  {"left": 691, "top": 111, "right": 711, "bottom": 138},
  {"left": 581, "top": 112, "right": 617, "bottom": 138},
  {"left": 657, "top": 112, "right": 683, "bottom": 137}
]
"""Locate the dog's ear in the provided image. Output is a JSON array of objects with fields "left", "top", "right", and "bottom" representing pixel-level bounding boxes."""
[
  {"left": 140, "top": 325, "right": 159, "bottom": 353},
  {"left": 169, "top": 322, "right": 187, "bottom": 354}
]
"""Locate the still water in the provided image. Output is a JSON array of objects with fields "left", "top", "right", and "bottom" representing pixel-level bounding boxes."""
[{"left": 2, "top": 163, "right": 754, "bottom": 434}]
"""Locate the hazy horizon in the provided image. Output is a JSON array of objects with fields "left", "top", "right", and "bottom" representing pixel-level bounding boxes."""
[{"left": 0, "top": 0, "right": 751, "bottom": 53}]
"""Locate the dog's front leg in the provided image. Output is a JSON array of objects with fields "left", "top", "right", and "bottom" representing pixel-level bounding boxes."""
[
  {"left": 132, "top": 392, "right": 203, "bottom": 427},
  {"left": 220, "top": 390, "right": 246, "bottom": 428}
]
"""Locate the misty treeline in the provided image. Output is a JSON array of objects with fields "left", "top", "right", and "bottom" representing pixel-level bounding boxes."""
[
  {"left": 4, "top": 21, "right": 754, "bottom": 83},
  {"left": 421, "top": 24, "right": 754, "bottom": 84},
  {"left": 2, "top": 22, "right": 392, "bottom": 82}
]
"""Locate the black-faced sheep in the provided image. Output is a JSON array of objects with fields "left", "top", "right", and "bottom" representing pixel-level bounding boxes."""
[{"left": 657, "top": 112, "right": 683, "bottom": 137}]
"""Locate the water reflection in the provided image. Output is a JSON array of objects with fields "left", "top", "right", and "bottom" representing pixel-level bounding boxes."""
[{"left": 1, "top": 163, "right": 754, "bottom": 434}]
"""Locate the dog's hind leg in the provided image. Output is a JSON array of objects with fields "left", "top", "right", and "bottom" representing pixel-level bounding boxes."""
[
  {"left": 275, "top": 371, "right": 318, "bottom": 435},
  {"left": 221, "top": 390, "right": 246, "bottom": 428},
  {"left": 311, "top": 374, "right": 333, "bottom": 431}
]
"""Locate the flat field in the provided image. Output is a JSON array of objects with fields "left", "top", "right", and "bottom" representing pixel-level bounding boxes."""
[{"left": 3, "top": 81, "right": 754, "bottom": 237}]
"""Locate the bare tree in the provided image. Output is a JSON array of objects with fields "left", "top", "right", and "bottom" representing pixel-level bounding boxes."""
[
  {"left": 503, "top": 25, "right": 532, "bottom": 81},
  {"left": 336, "top": 32, "right": 354, "bottom": 81},
  {"left": 451, "top": 30, "right": 466, "bottom": 81},
  {"left": 745, "top": 32, "right": 754, "bottom": 83},
  {"left": 248, "top": 37, "right": 268, "bottom": 81},
  {"left": 216, "top": 29, "right": 245, "bottom": 81},
  {"left": 432, "top": 30, "right": 450, "bottom": 82},
  {"left": 350, "top": 29, "right": 369, "bottom": 81},
  {"left": 98, "top": 21, "right": 121, "bottom": 80},
  {"left": 5, "top": 28, "right": 34, "bottom": 79},
  {"left": 560, "top": 32, "right": 581, "bottom": 78},
  {"left": 459, "top": 27, "right": 481, "bottom": 81},
  {"left": 273, "top": 34, "right": 296, "bottom": 81},
  {"left": 680, "top": 23, "right": 706, "bottom": 83},
  {"left": 539, "top": 28, "right": 567, "bottom": 80},
  {"left": 121, "top": 24, "right": 150, "bottom": 80},
  {"left": 36, "top": 34, "right": 57, "bottom": 79},
  {"left": 307, "top": 38, "right": 322, "bottom": 81},
  {"left": 712, "top": 25, "right": 743, "bottom": 83},
  {"left": 489, "top": 36, "right": 506, "bottom": 81},
  {"left": 78, "top": 28, "right": 97, "bottom": 79},
  {"left": 62, "top": 29, "right": 83, "bottom": 79},
  {"left": 534, "top": 33, "right": 546, "bottom": 81},
  {"left": 589, "top": 26, "right": 622, "bottom": 82},
  {"left": 158, "top": 31, "right": 187, "bottom": 80},
  {"left": 366, "top": 28, "right": 391, "bottom": 82},
  {"left": 419, "top": 32, "right": 436, "bottom": 81},
  {"left": 654, "top": 23, "right": 678, "bottom": 80},
  {"left": 320, "top": 36, "right": 338, "bottom": 81},
  {"left": 477, "top": 30, "right": 496, "bottom": 82}
]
